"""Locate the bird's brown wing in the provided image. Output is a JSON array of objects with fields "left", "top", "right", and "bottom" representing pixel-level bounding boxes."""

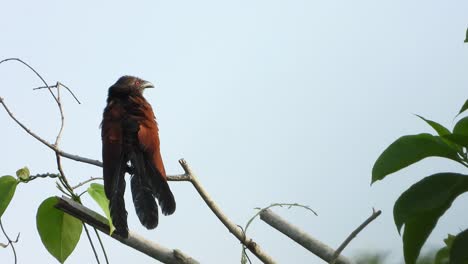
[{"left": 102, "top": 102, "right": 128, "bottom": 237}]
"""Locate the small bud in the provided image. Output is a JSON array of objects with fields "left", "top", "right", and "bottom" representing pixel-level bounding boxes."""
[{"left": 16, "top": 167, "right": 30, "bottom": 180}]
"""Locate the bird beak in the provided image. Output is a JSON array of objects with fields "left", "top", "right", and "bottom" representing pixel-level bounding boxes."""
[{"left": 141, "top": 81, "right": 155, "bottom": 89}]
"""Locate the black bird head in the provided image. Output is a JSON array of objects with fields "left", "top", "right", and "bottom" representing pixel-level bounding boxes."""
[{"left": 109, "top": 76, "right": 154, "bottom": 97}]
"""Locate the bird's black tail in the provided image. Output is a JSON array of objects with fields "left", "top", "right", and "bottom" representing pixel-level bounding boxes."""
[
  {"left": 130, "top": 151, "right": 160, "bottom": 229},
  {"left": 146, "top": 158, "right": 176, "bottom": 216},
  {"left": 107, "top": 157, "right": 129, "bottom": 238}
]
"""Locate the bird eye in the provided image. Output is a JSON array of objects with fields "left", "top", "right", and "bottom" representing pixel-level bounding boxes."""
[{"left": 134, "top": 80, "right": 141, "bottom": 86}]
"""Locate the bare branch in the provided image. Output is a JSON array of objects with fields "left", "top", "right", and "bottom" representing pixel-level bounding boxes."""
[
  {"left": 0, "top": 58, "right": 58, "bottom": 104},
  {"left": 329, "top": 209, "right": 381, "bottom": 264},
  {"left": 166, "top": 174, "right": 191, "bottom": 181},
  {"left": 178, "top": 159, "right": 277, "bottom": 264},
  {"left": 0, "top": 220, "right": 19, "bottom": 264},
  {"left": 72, "top": 177, "right": 103, "bottom": 190},
  {"left": 94, "top": 227, "right": 110, "bottom": 264},
  {"left": 54, "top": 81, "right": 65, "bottom": 146},
  {"left": 55, "top": 196, "right": 199, "bottom": 264},
  {"left": 0, "top": 97, "right": 58, "bottom": 154},
  {"left": 33, "top": 82, "right": 81, "bottom": 104},
  {"left": 83, "top": 223, "right": 101, "bottom": 264},
  {"left": 20, "top": 172, "right": 59, "bottom": 183},
  {"left": 259, "top": 209, "right": 351, "bottom": 264},
  {"left": 241, "top": 203, "right": 317, "bottom": 262}
]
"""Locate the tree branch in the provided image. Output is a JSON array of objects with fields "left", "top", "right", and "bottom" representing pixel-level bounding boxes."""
[
  {"left": 0, "top": 220, "right": 19, "bottom": 264},
  {"left": 329, "top": 209, "right": 381, "bottom": 264},
  {"left": 178, "top": 159, "right": 277, "bottom": 264},
  {"left": 259, "top": 209, "right": 351, "bottom": 264},
  {"left": 72, "top": 177, "right": 103, "bottom": 190},
  {"left": 55, "top": 196, "right": 199, "bottom": 264}
]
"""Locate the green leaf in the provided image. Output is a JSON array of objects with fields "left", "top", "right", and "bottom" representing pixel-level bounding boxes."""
[
  {"left": 450, "top": 229, "right": 468, "bottom": 264},
  {"left": 416, "top": 115, "right": 451, "bottom": 136},
  {"left": 0, "top": 176, "right": 18, "bottom": 218},
  {"left": 36, "top": 197, "right": 82, "bottom": 263},
  {"left": 393, "top": 173, "right": 468, "bottom": 264},
  {"left": 456, "top": 100, "right": 468, "bottom": 117},
  {"left": 443, "top": 134, "right": 468, "bottom": 148},
  {"left": 436, "top": 247, "right": 450, "bottom": 264},
  {"left": 435, "top": 234, "right": 455, "bottom": 264},
  {"left": 454, "top": 116, "right": 468, "bottom": 136},
  {"left": 87, "top": 183, "right": 115, "bottom": 234},
  {"left": 465, "top": 28, "right": 468, "bottom": 43},
  {"left": 416, "top": 115, "right": 460, "bottom": 151},
  {"left": 15, "top": 167, "right": 30, "bottom": 180},
  {"left": 372, "top": 134, "right": 460, "bottom": 183}
]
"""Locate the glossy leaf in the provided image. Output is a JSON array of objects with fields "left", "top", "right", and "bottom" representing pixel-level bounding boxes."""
[
  {"left": 456, "top": 100, "right": 468, "bottom": 117},
  {"left": 0, "top": 176, "right": 18, "bottom": 218},
  {"left": 87, "top": 183, "right": 115, "bottom": 234},
  {"left": 443, "top": 134, "right": 468, "bottom": 148},
  {"left": 37, "top": 197, "right": 82, "bottom": 263},
  {"left": 416, "top": 115, "right": 459, "bottom": 151},
  {"left": 416, "top": 115, "right": 451, "bottom": 136},
  {"left": 453, "top": 116, "right": 468, "bottom": 136},
  {"left": 450, "top": 229, "right": 468, "bottom": 264},
  {"left": 436, "top": 247, "right": 450, "bottom": 264},
  {"left": 15, "top": 167, "right": 30, "bottom": 180},
  {"left": 435, "top": 234, "right": 455, "bottom": 264},
  {"left": 394, "top": 173, "right": 468, "bottom": 264},
  {"left": 372, "top": 134, "right": 460, "bottom": 183}
]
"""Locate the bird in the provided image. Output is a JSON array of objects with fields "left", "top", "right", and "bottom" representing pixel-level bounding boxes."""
[{"left": 101, "top": 75, "right": 176, "bottom": 238}]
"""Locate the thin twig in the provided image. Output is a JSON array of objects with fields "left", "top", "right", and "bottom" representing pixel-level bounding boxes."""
[
  {"left": 178, "top": 159, "right": 276, "bottom": 264},
  {"left": 241, "top": 203, "right": 317, "bottom": 262},
  {"left": 72, "top": 177, "right": 103, "bottom": 190},
  {"left": 54, "top": 81, "right": 65, "bottom": 146},
  {"left": 51, "top": 83, "right": 74, "bottom": 195},
  {"left": 83, "top": 223, "right": 101, "bottom": 264},
  {"left": 19, "top": 172, "right": 59, "bottom": 183},
  {"left": 94, "top": 227, "right": 110, "bottom": 264},
  {"left": 56, "top": 153, "right": 74, "bottom": 195},
  {"left": 0, "top": 220, "right": 19, "bottom": 264},
  {"left": 0, "top": 58, "right": 58, "bottom": 104},
  {"left": 33, "top": 82, "right": 81, "bottom": 104},
  {"left": 246, "top": 203, "right": 317, "bottom": 234},
  {"left": 56, "top": 182, "right": 72, "bottom": 198},
  {"left": 329, "top": 209, "right": 382, "bottom": 264}
]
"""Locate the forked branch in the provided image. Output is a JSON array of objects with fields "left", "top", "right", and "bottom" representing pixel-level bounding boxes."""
[
  {"left": 329, "top": 209, "right": 381, "bottom": 264},
  {"left": 178, "top": 159, "right": 277, "bottom": 264}
]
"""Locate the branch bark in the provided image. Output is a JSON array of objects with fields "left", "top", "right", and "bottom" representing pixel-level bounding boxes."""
[
  {"left": 329, "top": 209, "right": 381, "bottom": 264},
  {"left": 259, "top": 209, "right": 352, "bottom": 264},
  {"left": 55, "top": 196, "right": 199, "bottom": 264},
  {"left": 178, "top": 159, "right": 277, "bottom": 264}
]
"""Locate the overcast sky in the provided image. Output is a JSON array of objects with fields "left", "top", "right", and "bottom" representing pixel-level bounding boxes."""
[{"left": 1, "top": 1, "right": 468, "bottom": 263}]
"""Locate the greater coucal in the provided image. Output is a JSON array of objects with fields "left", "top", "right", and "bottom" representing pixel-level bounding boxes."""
[{"left": 101, "top": 76, "right": 176, "bottom": 238}]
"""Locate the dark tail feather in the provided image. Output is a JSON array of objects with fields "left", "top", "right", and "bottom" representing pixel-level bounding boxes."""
[
  {"left": 131, "top": 175, "right": 159, "bottom": 229},
  {"left": 109, "top": 161, "right": 129, "bottom": 238},
  {"left": 145, "top": 159, "right": 176, "bottom": 216},
  {"left": 130, "top": 150, "right": 159, "bottom": 229}
]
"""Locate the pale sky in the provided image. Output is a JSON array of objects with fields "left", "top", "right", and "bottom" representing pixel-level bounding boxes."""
[{"left": 1, "top": 1, "right": 468, "bottom": 263}]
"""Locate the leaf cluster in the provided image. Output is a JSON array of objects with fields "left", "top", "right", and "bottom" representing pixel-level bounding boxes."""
[
  {"left": 0, "top": 168, "right": 112, "bottom": 263},
  {"left": 372, "top": 100, "right": 468, "bottom": 264}
]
